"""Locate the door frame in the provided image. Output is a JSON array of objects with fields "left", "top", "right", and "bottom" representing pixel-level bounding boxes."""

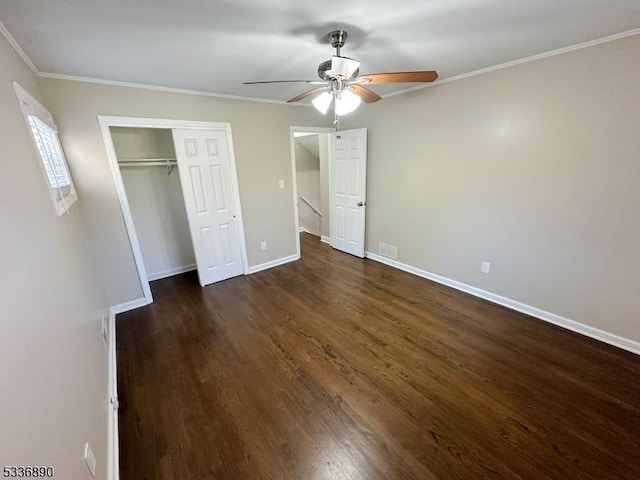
[
  {"left": 98, "top": 115, "right": 249, "bottom": 306},
  {"left": 289, "top": 126, "right": 335, "bottom": 257}
]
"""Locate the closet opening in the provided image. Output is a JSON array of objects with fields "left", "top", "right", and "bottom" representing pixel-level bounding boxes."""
[
  {"left": 99, "top": 116, "right": 249, "bottom": 308},
  {"left": 111, "top": 127, "right": 196, "bottom": 283}
]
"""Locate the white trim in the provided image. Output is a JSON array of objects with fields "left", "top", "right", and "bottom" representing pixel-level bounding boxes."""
[
  {"left": 364, "top": 252, "right": 640, "bottom": 355},
  {"left": 98, "top": 117, "right": 154, "bottom": 305},
  {"left": 245, "top": 254, "right": 299, "bottom": 275},
  {"left": 290, "top": 129, "right": 301, "bottom": 259},
  {"left": 385, "top": 28, "right": 640, "bottom": 99},
  {"left": 110, "top": 297, "right": 152, "bottom": 315},
  {"left": 299, "top": 226, "right": 323, "bottom": 237},
  {"left": 321, "top": 235, "right": 331, "bottom": 245},
  {"left": 107, "top": 309, "right": 119, "bottom": 480},
  {"left": 0, "top": 20, "right": 39, "bottom": 74},
  {"left": 37, "top": 72, "right": 312, "bottom": 107},
  {"left": 147, "top": 264, "right": 196, "bottom": 282},
  {"left": 290, "top": 126, "right": 335, "bottom": 259},
  {"left": 99, "top": 116, "right": 238, "bottom": 130}
]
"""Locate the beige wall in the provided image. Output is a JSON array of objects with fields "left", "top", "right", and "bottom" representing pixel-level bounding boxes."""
[
  {"left": 110, "top": 125, "right": 175, "bottom": 159},
  {"left": 39, "top": 79, "right": 328, "bottom": 306},
  {"left": 295, "top": 138, "right": 321, "bottom": 236},
  {"left": 0, "top": 35, "right": 109, "bottom": 478},
  {"left": 344, "top": 34, "right": 640, "bottom": 342}
]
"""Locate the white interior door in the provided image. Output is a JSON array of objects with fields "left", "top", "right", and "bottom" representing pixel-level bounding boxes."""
[
  {"left": 172, "top": 128, "right": 244, "bottom": 286},
  {"left": 330, "top": 128, "right": 367, "bottom": 257}
]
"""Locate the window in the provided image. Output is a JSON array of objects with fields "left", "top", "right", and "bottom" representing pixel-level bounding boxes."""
[{"left": 14, "top": 82, "right": 77, "bottom": 215}]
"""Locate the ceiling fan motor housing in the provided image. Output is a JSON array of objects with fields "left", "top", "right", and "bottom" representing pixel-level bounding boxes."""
[
  {"left": 318, "top": 30, "right": 360, "bottom": 80},
  {"left": 317, "top": 59, "right": 360, "bottom": 80}
]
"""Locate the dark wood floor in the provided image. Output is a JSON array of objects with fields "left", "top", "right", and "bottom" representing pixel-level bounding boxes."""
[{"left": 117, "top": 233, "right": 640, "bottom": 480}]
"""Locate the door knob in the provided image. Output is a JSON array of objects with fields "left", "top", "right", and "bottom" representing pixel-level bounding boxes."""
[{"left": 357, "top": 201, "right": 364, "bottom": 207}]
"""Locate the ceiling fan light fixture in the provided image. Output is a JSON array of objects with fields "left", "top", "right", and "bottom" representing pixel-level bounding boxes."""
[
  {"left": 329, "top": 56, "right": 361, "bottom": 79},
  {"left": 312, "top": 91, "right": 333, "bottom": 115},
  {"left": 335, "top": 89, "right": 361, "bottom": 116}
]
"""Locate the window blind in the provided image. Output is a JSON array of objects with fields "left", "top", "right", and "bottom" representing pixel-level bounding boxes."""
[{"left": 27, "top": 115, "right": 71, "bottom": 189}]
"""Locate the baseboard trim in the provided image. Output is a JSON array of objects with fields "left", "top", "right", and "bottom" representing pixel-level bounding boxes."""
[
  {"left": 111, "top": 297, "right": 151, "bottom": 315},
  {"left": 321, "top": 235, "right": 331, "bottom": 245},
  {"left": 147, "top": 264, "right": 196, "bottom": 281},
  {"left": 246, "top": 254, "right": 300, "bottom": 275},
  {"left": 365, "top": 252, "right": 640, "bottom": 356},
  {"left": 107, "top": 309, "right": 119, "bottom": 480},
  {"left": 299, "top": 226, "right": 323, "bottom": 237}
]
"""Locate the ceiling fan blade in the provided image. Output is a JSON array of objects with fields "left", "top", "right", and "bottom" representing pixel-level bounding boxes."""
[
  {"left": 243, "top": 80, "right": 325, "bottom": 85},
  {"left": 357, "top": 71, "right": 439, "bottom": 84},
  {"left": 287, "top": 88, "right": 327, "bottom": 103},
  {"left": 351, "top": 85, "right": 381, "bottom": 103}
]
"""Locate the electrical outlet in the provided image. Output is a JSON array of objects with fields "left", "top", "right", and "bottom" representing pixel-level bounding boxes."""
[
  {"left": 278, "top": 179, "right": 285, "bottom": 189},
  {"left": 101, "top": 315, "right": 108, "bottom": 349},
  {"left": 481, "top": 261, "right": 491, "bottom": 274},
  {"left": 83, "top": 442, "right": 96, "bottom": 478},
  {"left": 260, "top": 241, "right": 267, "bottom": 251}
]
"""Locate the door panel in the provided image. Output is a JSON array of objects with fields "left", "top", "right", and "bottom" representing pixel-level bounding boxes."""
[
  {"left": 330, "top": 128, "right": 367, "bottom": 257},
  {"left": 189, "top": 166, "right": 208, "bottom": 213},
  {"left": 173, "top": 129, "right": 244, "bottom": 286}
]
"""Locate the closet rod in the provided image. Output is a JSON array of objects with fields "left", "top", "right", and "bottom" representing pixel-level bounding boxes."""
[
  {"left": 119, "top": 161, "right": 178, "bottom": 167},
  {"left": 118, "top": 157, "right": 176, "bottom": 163}
]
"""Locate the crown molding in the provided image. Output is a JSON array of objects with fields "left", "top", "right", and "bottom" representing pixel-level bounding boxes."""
[
  {"left": 36, "top": 72, "right": 312, "bottom": 106},
  {"left": 0, "top": 19, "right": 307, "bottom": 106},
  {"left": 0, "top": 19, "right": 39, "bottom": 74},
  {"left": 383, "top": 27, "right": 640, "bottom": 99}
]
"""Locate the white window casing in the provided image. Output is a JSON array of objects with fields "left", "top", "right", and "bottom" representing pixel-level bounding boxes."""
[{"left": 14, "top": 82, "right": 78, "bottom": 215}]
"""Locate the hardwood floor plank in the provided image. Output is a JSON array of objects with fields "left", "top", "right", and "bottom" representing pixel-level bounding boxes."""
[{"left": 117, "top": 233, "right": 640, "bottom": 479}]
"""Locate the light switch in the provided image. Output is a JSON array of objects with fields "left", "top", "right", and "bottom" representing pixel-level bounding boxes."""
[{"left": 278, "top": 179, "right": 285, "bottom": 189}]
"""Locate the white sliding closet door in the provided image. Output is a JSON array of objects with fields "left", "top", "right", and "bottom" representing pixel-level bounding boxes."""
[{"left": 172, "top": 129, "right": 244, "bottom": 286}]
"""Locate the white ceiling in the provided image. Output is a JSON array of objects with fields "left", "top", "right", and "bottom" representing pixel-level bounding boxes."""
[{"left": 1, "top": 0, "right": 640, "bottom": 103}]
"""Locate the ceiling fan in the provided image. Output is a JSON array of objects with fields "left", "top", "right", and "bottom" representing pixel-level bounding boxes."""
[{"left": 244, "top": 30, "right": 438, "bottom": 116}]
